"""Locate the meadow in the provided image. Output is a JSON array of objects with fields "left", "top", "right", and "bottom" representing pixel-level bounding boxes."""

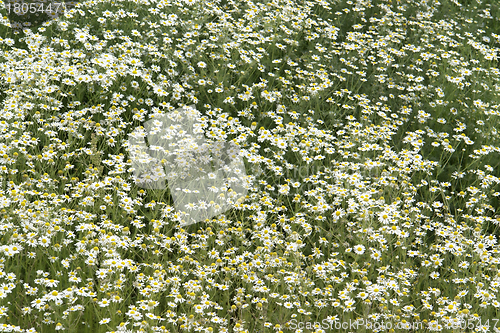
[{"left": 0, "top": 0, "right": 500, "bottom": 332}]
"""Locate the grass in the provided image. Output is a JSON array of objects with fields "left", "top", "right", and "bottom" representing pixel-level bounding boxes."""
[{"left": 0, "top": 0, "right": 500, "bottom": 332}]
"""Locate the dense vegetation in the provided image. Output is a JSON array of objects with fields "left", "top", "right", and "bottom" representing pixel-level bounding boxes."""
[{"left": 1, "top": 0, "right": 500, "bottom": 332}]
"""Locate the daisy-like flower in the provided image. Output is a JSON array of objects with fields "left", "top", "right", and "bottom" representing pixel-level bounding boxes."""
[
  {"left": 353, "top": 244, "right": 365, "bottom": 254},
  {"left": 332, "top": 208, "right": 345, "bottom": 221},
  {"left": 370, "top": 248, "right": 382, "bottom": 262},
  {"left": 99, "top": 318, "right": 111, "bottom": 325},
  {"left": 98, "top": 298, "right": 110, "bottom": 307},
  {"left": 378, "top": 212, "right": 391, "bottom": 224},
  {"left": 367, "top": 284, "right": 384, "bottom": 298}
]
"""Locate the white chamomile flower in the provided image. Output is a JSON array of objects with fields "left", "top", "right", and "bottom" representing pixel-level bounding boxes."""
[{"left": 353, "top": 244, "right": 366, "bottom": 255}]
